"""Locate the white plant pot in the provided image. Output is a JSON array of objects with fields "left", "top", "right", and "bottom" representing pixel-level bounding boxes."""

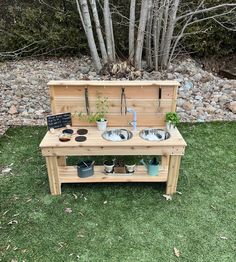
[
  {"left": 96, "top": 119, "right": 108, "bottom": 131},
  {"left": 125, "top": 164, "right": 136, "bottom": 173},
  {"left": 166, "top": 122, "right": 175, "bottom": 131},
  {"left": 104, "top": 160, "right": 115, "bottom": 173}
]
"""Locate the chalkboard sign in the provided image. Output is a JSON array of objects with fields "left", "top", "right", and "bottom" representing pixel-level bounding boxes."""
[{"left": 47, "top": 113, "right": 72, "bottom": 130}]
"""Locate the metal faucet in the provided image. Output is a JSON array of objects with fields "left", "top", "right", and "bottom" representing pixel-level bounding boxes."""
[{"left": 127, "top": 108, "right": 137, "bottom": 131}]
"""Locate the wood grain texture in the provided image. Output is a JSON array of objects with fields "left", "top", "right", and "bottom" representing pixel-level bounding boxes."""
[
  {"left": 49, "top": 80, "right": 179, "bottom": 127},
  {"left": 166, "top": 155, "right": 181, "bottom": 195},
  {"left": 59, "top": 165, "right": 168, "bottom": 183},
  {"left": 40, "top": 80, "right": 186, "bottom": 195},
  {"left": 46, "top": 156, "right": 61, "bottom": 195},
  {"left": 40, "top": 127, "right": 187, "bottom": 156},
  {"left": 48, "top": 80, "right": 180, "bottom": 86},
  {"left": 57, "top": 156, "right": 66, "bottom": 166},
  {"left": 53, "top": 98, "right": 175, "bottom": 113}
]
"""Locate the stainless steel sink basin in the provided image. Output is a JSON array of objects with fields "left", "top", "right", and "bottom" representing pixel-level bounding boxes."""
[
  {"left": 102, "top": 129, "right": 133, "bottom": 142},
  {"left": 139, "top": 128, "right": 170, "bottom": 141}
]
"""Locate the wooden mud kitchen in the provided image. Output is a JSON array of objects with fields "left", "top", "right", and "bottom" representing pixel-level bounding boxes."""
[{"left": 40, "top": 81, "right": 187, "bottom": 195}]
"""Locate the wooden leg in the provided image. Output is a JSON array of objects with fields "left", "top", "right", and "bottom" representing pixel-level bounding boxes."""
[
  {"left": 45, "top": 156, "right": 61, "bottom": 195},
  {"left": 166, "top": 155, "right": 181, "bottom": 195},
  {"left": 57, "top": 156, "right": 66, "bottom": 166},
  {"left": 161, "top": 155, "right": 169, "bottom": 171}
]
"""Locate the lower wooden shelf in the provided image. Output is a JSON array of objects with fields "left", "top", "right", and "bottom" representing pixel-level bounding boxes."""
[{"left": 59, "top": 165, "right": 168, "bottom": 183}]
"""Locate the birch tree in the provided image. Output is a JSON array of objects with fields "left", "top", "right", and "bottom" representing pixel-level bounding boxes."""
[
  {"left": 134, "top": 0, "right": 150, "bottom": 69},
  {"left": 74, "top": 0, "right": 236, "bottom": 72},
  {"left": 76, "top": 0, "right": 102, "bottom": 71},
  {"left": 129, "top": 0, "right": 136, "bottom": 61},
  {"left": 89, "top": 0, "right": 108, "bottom": 63},
  {"left": 146, "top": 0, "right": 154, "bottom": 68},
  {"left": 104, "top": 0, "right": 115, "bottom": 61},
  {"left": 153, "top": 0, "right": 165, "bottom": 70},
  {"left": 150, "top": 1, "right": 236, "bottom": 70},
  {"left": 161, "top": 0, "right": 180, "bottom": 68}
]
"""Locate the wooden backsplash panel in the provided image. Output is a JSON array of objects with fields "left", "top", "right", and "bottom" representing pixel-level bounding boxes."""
[
  {"left": 54, "top": 98, "right": 174, "bottom": 114},
  {"left": 49, "top": 80, "right": 179, "bottom": 127},
  {"left": 52, "top": 85, "right": 175, "bottom": 99}
]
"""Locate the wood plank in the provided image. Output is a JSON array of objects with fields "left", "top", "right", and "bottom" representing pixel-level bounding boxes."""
[
  {"left": 171, "top": 85, "right": 178, "bottom": 112},
  {"left": 53, "top": 98, "right": 175, "bottom": 114},
  {"left": 59, "top": 165, "right": 168, "bottom": 183},
  {"left": 41, "top": 146, "right": 185, "bottom": 157},
  {"left": 161, "top": 155, "right": 170, "bottom": 169},
  {"left": 172, "top": 156, "right": 181, "bottom": 193},
  {"left": 71, "top": 113, "right": 166, "bottom": 127},
  {"left": 50, "top": 86, "right": 56, "bottom": 113},
  {"left": 57, "top": 156, "right": 66, "bottom": 166},
  {"left": 49, "top": 81, "right": 179, "bottom": 127},
  {"left": 45, "top": 156, "right": 61, "bottom": 195},
  {"left": 51, "top": 85, "right": 175, "bottom": 99},
  {"left": 40, "top": 127, "right": 187, "bottom": 148},
  {"left": 166, "top": 155, "right": 181, "bottom": 195},
  {"left": 48, "top": 80, "right": 180, "bottom": 87}
]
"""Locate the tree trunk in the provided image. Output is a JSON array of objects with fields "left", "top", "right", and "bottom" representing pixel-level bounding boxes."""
[
  {"left": 108, "top": 4, "right": 116, "bottom": 60},
  {"left": 89, "top": 0, "right": 108, "bottom": 64},
  {"left": 75, "top": 0, "right": 86, "bottom": 33},
  {"left": 161, "top": 0, "right": 180, "bottom": 69},
  {"left": 160, "top": 0, "right": 169, "bottom": 66},
  {"left": 78, "top": 0, "right": 102, "bottom": 72},
  {"left": 146, "top": 0, "right": 154, "bottom": 69},
  {"left": 104, "top": 0, "right": 115, "bottom": 62},
  {"left": 134, "top": 0, "right": 149, "bottom": 69},
  {"left": 153, "top": 0, "right": 165, "bottom": 71},
  {"left": 129, "top": 0, "right": 136, "bottom": 62}
]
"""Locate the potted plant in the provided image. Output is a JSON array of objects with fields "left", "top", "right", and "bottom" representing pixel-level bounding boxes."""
[
  {"left": 74, "top": 95, "right": 109, "bottom": 131},
  {"left": 125, "top": 157, "right": 136, "bottom": 173},
  {"left": 104, "top": 159, "right": 115, "bottom": 173},
  {"left": 165, "top": 112, "right": 180, "bottom": 130},
  {"left": 95, "top": 95, "right": 109, "bottom": 131}
]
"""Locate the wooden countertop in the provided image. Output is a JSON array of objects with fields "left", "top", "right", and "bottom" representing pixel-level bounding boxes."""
[{"left": 39, "top": 127, "right": 187, "bottom": 148}]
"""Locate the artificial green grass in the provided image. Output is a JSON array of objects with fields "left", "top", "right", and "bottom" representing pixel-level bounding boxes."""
[{"left": 0, "top": 122, "right": 235, "bottom": 261}]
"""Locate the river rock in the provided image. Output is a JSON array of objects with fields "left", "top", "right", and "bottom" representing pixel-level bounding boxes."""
[
  {"left": 0, "top": 56, "right": 236, "bottom": 136},
  {"left": 183, "top": 81, "right": 193, "bottom": 90},
  {"left": 183, "top": 101, "right": 193, "bottom": 111},
  {"left": 195, "top": 95, "right": 203, "bottom": 100},
  {"left": 78, "top": 66, "right": 90, "bottom": 74},
  {"left": 193, "top": 73, "right": 202, "bottom": 82},
  {"left": 167, "top": 73, "right": 175, "bottom": 80},
  {"left": 228, "top": 101, "right": 236, "bottom": 113},
  {"left": 8, "top": 105, "right": 18, "bottom": 114},
  {"left": 219, "top": 95, "right": 230, "bottom": 105},
  {"left": 205, "top": 105, "right": 216, "bottom": 114}
]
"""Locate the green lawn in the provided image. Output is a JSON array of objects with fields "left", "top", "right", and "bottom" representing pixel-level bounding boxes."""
[{"left": 0, "top": 123, "right": 235, "bottom": 262}]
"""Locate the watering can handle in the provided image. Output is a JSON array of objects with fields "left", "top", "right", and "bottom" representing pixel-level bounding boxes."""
[{"left": 140, "top": 159, "right": 148, "bottom": 170}]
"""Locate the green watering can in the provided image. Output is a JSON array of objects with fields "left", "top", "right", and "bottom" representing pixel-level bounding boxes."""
[{"left": 140, "top": 157, "right": 159, "bottom": 176}]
